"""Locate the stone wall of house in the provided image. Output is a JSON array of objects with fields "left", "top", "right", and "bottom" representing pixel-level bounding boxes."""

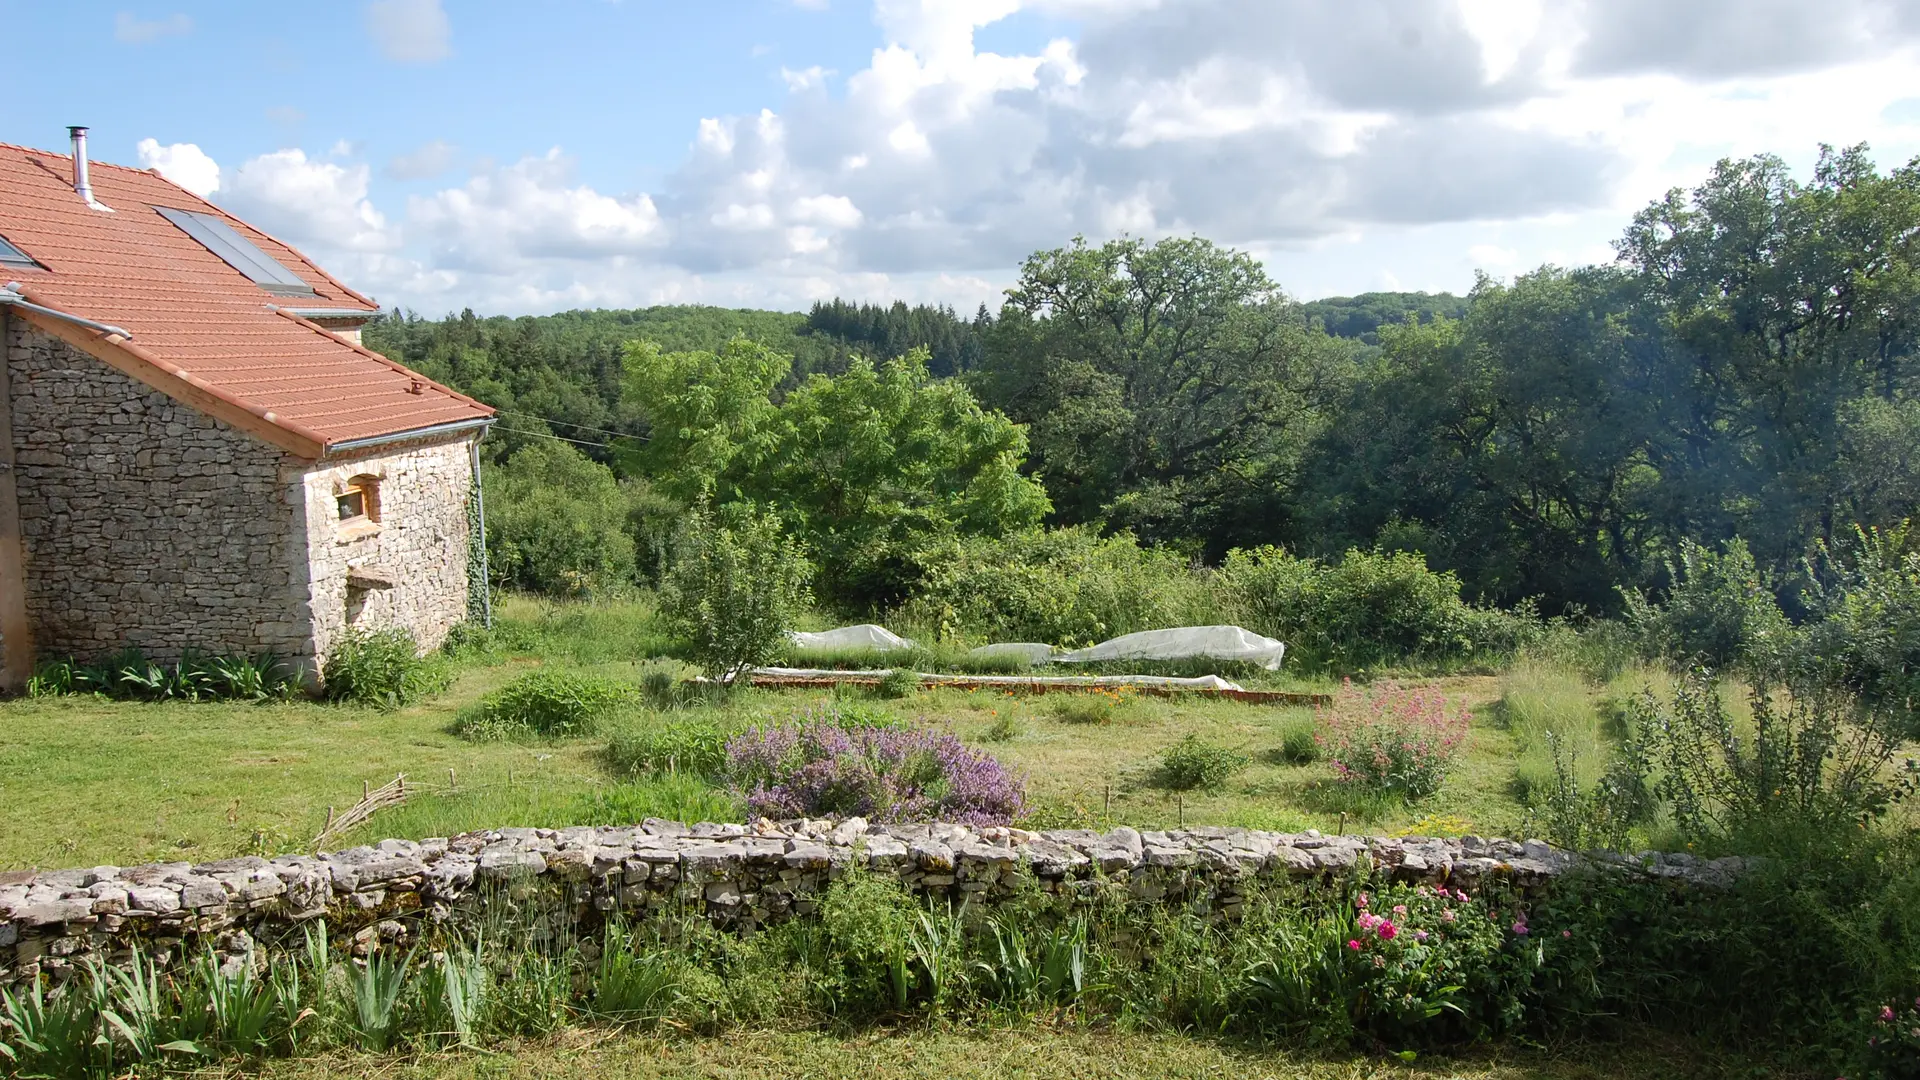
[
  {"left": 299, "top": 435, "right": 476, "bottom": 667},
  {"left": 0, "top": 819, "right": 1746, "bottom": 986},
  {"left": 1, "top": 321, "right": 316, "bottom": 665}
]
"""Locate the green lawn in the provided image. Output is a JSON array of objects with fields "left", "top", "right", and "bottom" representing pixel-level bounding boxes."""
[
  {"left": 0, "top": 598, "right": 1639, "bottom": 869},
  {"left": 232, "top": 1026, "right": 1751, "bottom": 1080}
]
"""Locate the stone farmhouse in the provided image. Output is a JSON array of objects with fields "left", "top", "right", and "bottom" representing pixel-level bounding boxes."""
[{"left": 0, "top": 128, "right": 494, "bottom": 690}]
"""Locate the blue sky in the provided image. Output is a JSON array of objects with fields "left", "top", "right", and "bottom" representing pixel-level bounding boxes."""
[{"left": 5, "top": 1, "right": 1920, "bottom": 315}]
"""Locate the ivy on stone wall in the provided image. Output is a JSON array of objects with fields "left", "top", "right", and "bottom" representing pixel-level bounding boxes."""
[{"left": 466, "top": 475, "right": 490, "bottom": 627}]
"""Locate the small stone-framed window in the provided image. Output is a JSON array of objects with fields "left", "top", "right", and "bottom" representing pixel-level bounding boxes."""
[{"left": 336, "top": 475, "right": 381, "bottom": 528}]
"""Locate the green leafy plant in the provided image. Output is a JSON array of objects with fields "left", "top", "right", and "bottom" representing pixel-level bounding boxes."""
[
  {"left": 1154, "top": 735, "right": 1249, "bottom": 791},
  {"left": 344, "top": 949, "right": 411, "bottom": 1051},
  {"left": 322, "top": 627, "right": 448, "bottom": 708},
  {"left": 981, "top": 714, "right": 1021, "bottom": 743},
  {"left": 1621, "top": 537, "right": 1790, "bottom": 671},
  {"left": 453, "top": 669, "right": 635, "bottom": 741},
  {"left": 660, "top": 503, "right": 814, "bottom": 680},
  {"left": 591, "top": 922, "right": 683, "bottom": 1024},
  {"left": 1276, "top": 716, "right": 1321, "bottom": 765},
  {"left": 874, "top": 668, "right": 921, "bottom": 699}
]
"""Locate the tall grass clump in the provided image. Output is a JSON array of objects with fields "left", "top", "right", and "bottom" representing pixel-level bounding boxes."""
[
  {"left": 1153, "top": 735, "right": 1248, "bottom": 791},
  {"left": 1498, "top": 659, "right": 1605, "bottom": 804},
  {"left": 605, "top": 717, "right": 734, "bottom": 779},
  {"left": 321, "top": 627, "right": 448, "bottom": 708},
  {"left": 1316, "top": 680, "right": 1471, "bottom": 800},
  {"left": 453, "top": 669, "right": 635, "bottom": 741}
]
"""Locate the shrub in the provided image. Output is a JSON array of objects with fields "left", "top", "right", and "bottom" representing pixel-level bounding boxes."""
[
  {"left": 980, "top": 714, "right": 1021, "bottom": 742},
  {"left": 1219, "top": 545, "right": 1529, "bottom": 672},
  {"left": 1154, "top": 735, "right": 1248, "bottom": 791},
  {"left": 724, "top": 718, "right": 1026, "bottom": 825},
  {"left": 1621, "top": 537, "right": 1789, "bottom": 670},
  {"left": 485, "top": 441, "right": 639, "bottom": 597},
  {"left": 660, "top": 503, "right": 814, "bottom": 680},
  {"left": 899, "top": 525, "right": 1209, "bottom": 646},
  {"left": 1316, "top": 680, "right": 1471, "bottom": 799},
  {"left": 605, "top": 718, "right": 732, "bottom": 779},
  {"left": 1799, "top": 522, "right": 1920, "bottom": 737},
  {"left": 1629, "top": 671, "right": 1916, "bottom": 854},
  {"left": 454, "top": 670, "right": 635, "bottom": 741},
  {"left": 322, "top": 627, "right": 447, "bottom": 708}
]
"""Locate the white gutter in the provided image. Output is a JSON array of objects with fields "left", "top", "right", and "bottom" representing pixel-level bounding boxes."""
[{"left": 324, "top": 416, "right": 494, "bottom": 456}]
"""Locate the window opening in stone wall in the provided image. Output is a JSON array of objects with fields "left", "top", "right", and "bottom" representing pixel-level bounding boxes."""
[{"left": 337, "top": 475, "right": 380, "bottom": 524}]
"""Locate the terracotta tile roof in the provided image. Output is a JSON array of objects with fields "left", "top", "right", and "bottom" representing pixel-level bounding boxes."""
[{"left": 0, "top": 141, "right": 491, "bottom": 456}]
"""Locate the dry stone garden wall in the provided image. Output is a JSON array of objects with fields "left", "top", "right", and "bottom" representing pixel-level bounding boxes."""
[{"left": 0, "top": 819, "right": 1746, "bottom": 987}]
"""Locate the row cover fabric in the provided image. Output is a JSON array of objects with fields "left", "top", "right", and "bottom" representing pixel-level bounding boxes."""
[
  {"left": 967, "top": 642, "right": 1054, "bottom": 665},
  {"left": 1050, "top": 625, "right": 1286, "bottom": 670},
  {"left": 749, "top": 667, "right": 1245, "bottom": 692},
  {"left": 787, "top": 624, "right": 916, "bottom": 651}
]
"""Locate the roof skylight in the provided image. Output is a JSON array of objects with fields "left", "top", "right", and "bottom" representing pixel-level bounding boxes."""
[
  {"left": 155, "top": 206, "right": 315, "bottom": 296},
  {"left": 0, "top": 233, "right": 40, "bottom": 270}
]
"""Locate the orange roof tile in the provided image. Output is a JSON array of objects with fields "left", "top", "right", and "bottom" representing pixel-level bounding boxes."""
[{"left": 0, "top": 141, "right": 491, "bottom": 456}]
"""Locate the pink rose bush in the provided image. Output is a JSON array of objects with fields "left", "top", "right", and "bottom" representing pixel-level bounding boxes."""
[{"left": 1337, "top": 882, "right": 1542, "bottom": 1038}]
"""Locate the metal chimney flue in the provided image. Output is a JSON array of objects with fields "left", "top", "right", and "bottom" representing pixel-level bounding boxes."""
[{"left": 69, "top": 126, "right": 93, "bottom": 204}]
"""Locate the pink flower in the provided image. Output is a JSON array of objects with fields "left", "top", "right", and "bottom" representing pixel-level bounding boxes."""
[
  {"left": 1347, "top": 939, "right": 1362, "bottom": 951},
  {"left": 1377, "top": 921, "right": 1398, "bottom": 941},
  {"left": 1561, "top": 930, "right": 1571, "bottom": 939},
  {"left": 1415, "top": 930, "right": 1429, "bottom": 943},
  {"left": 1393, "top": 905, "right": 1408, "bottom": 915},
  {"left": 1512, "top": 922, "right": 1529, "bottom": 936},
  {"left": 1356, "top": 893, "right": 1370, "bottom": 909},
  {"left": 1883, "top": 1006, "right": 1897, "bottom": 1022},
  {"left": 1442, "top": 908, "right": 1457, "bottom": 922}
]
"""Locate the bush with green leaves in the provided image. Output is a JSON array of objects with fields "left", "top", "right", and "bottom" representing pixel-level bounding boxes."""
[
  {"left": 1799, "top": 522, "right": 1920, "bottom": 737},
  {"left": 660, "top": 503, "right": 814, "bottom": 680},
  {"left": 453, "top": 669, "right": 635, "bottom": 742},
  {"left": 484, "top": 440, "right": 638, "bottom": 597},
  {"left": 1621, "top": 537, "right": 1789, "bottom": 671},
  {"left": 1219, "top": 545, "right": 1533, "bottom": 672},
  {"left": 1154, "top": 735, "right": 1249, "bottom": 791},
  {"left": 321, "top": 627, "right": 448, "bottom": 708},
  {"left": 899, "top": 525, "right": 1209, "bottom": 646}
]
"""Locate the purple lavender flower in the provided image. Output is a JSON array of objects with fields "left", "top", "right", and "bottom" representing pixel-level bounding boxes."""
[{"left": 724, "top": 707, "right": 1026, "bottom": 825}]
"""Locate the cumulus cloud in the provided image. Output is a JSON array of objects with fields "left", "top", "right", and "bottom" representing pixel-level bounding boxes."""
[
  {"left": 136, "top": 139, "right": 220, "bottom": 198},
  {"left": 366, "top": 0, "right": 451, "bottom": 64},
  {"left": 114, "top": 12, "right": 191, "bottom": 44},
  {"left": 407, "top": 149, "right": 662, "bottom": 271},
  {"left": 206, "top": 0, "right": 1920, "bottom": 313},
  {"left": 221, "top": 149, "right": 394, "bottom": 253}
]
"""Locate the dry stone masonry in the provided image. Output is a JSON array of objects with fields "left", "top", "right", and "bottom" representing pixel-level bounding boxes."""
[
  {"left": 2, "top": 321, "right": 478, "bottom": 679},
  {"left": 0, "top": 820, "right": 1747, "bottom": 986}
]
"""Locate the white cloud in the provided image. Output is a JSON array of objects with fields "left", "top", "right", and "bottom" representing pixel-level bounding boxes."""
[
  {"left": 136, "top": 139, "right": 220, "bottom": 198},
  {"left": 220, "top": 149, "right": 394, "bottom": 253},
  {"left": 114, "top": 12, "right": 191, "bottom": 44},
  {"left": 407, "top": 149, "right": 662, "bottom": 269},
  {"left": 219, "top": 0, "right": 1920, "bottom": 314},
  {"left": 386, "top": 139, "right": 459, "bottom": 181},
  {"left": 781, "top": 65, "right": 833, "bottom": 92},
  {"left": 365, "top": 0, "right": 451, "bottom": 64}
]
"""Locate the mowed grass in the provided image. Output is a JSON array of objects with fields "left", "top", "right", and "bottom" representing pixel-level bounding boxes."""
[
  {"left": 0, "top": 596, "right": 1643, "bottom": 869},
  {"left": 232, "top": 1026, "right": 1750, "bottom": 1080}
]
